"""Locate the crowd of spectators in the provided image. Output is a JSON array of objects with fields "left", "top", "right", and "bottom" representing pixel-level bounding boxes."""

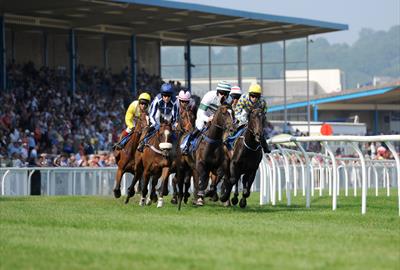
[{"left": 0, "top": 61, "right": 167, "bottom": 167}]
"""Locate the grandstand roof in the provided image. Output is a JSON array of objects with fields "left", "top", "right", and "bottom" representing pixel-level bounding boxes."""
[
  {"left": 268, "top": 82, "right": 400, "bottom": 112},
  {"left": 2, "top": 0, "right": 348, "bottom": 45}
]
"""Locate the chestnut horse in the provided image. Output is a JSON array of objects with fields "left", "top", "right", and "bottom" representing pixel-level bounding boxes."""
[
  {"left": 124, "top": 122, "right": 174, "bottom": 207},
  {"left": 171, "top": 106, "right": 197, "bottom": 207},
  {"left": 194, "top": 104, "right": 235, "bottom": 206},
  {"left": 220, "top": 107, "right": 265, "bottom": 208},
  {"left": 113, "top": 112, "right": 149, "bottom": 198}
]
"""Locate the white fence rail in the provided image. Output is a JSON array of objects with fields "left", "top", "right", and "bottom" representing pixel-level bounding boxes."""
[
  {"left": 261, "top": 134, "right": 400, "bottom": 215},
  {"left": 1, "top": 135, "right": 399, "bottom": 216}
]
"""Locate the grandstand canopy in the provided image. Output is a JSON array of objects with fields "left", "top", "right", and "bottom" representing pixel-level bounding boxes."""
[
  {"left": 2, "top": 0, "right": 348, "bottom": 46},
  {"left": 269, "top": 83, "right": 400, "bottom": 112}
]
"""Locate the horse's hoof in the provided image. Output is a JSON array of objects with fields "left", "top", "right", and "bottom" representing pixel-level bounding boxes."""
[
  {"left": 224, "top": 200, "right": 231, "bottom": 207},
  {"left": 220, "top": 192, "right": 230, "bottom": 203},
  {"left": 139, "top": 198, "right": 145, "bottom": 206},
  {"left": 184, "top": 196, "right": 189, "bottom": 204},
  {"left": 204, "top": 189, "right": 214, "bottom": 198},
  {"left": 124, "top": 197, "right": 130, "bottom": 204},
  {"left": 211, "top": 193, "right": 219, "bottom": 202},
  {"left": 113, "top": 189, "right": 121, "bottom": 198},
  {"left": 150, "top": 193, "right": 158, "bottom": 203},
  {"left": 171, "top": 196, "right": 178, "bottom": 204},
  {"left": 196, "top": 197, "right": 204, "bottom": 206},
  {"left": 146, "top": 197, "right": 152, "bottom": 206},
  {"left": 239, "top": 198, "right": 247, "bottom": 208},
  {"left": 231, "top": 196, "right": 239, "bottom": 206},
  {"left": 157, "top": 198, "right": 164, "bottom": 208}
]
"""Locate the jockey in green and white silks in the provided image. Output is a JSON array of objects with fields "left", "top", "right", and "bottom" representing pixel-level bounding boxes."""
[{"left": 181, "top": 81, "right": 232, "bottom": 155}]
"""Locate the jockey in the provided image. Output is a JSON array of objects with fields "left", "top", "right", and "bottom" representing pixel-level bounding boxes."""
[
  {"left": 177, "top": 88, "right": 196, "bottom": 112},
  {"left": 113, "top": 92, "right": 151, "bottom": 150},
  {"left": 181, "top": 81, "right": 231, "bottom": 155},
  {"left": 137, "top": 83, "right": 178, "bottom": 152},
  {"left": 234, "top": 83, "right": 269, "bottom": 153},
  {"left": 229, "top": 85, "right": 242, "bottom": 110}
]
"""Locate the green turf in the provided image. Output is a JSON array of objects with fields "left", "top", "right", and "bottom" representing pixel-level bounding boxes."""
[{"left": 0, "top": 191, "right": 399, "bottom": 270}]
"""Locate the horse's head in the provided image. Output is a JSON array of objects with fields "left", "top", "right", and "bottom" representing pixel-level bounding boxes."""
[
  {"left": 134, "top": 112, "right": 149, "bottom": 133},
  {"left": 247, "top": 107, "right": 265, "bottom": 142},
  {"left": 212, "top": 103, "right": 235, "bottom": 139},
  {"left": 178, "top": 108, "right": 196, "bottom": 134},
  {"left": 157, "top": 122, "right": 173, "bottom": 152}
]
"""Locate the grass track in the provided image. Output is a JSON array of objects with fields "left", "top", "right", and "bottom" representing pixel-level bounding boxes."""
[{"left": 0, "top": 192, "right": 399, "bottom": 270}]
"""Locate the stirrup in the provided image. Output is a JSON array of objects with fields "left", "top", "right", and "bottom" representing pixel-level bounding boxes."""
[
  {"left": 137, "top": 142, "right": 145, "bottom": 152},
  {"left": 113, "top": 143, "right": 123, "bottom": 150}
]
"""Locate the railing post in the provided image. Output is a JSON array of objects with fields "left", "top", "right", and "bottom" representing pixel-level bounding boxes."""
[
  {"left": 350, "top": 142, "right": 367, "bottom": 215},
  {"left": 324, "top": 142, "right": 338, "bottom": 211},
  {"left": 385, "top": 142, "right": 399, "bottom": 216}
]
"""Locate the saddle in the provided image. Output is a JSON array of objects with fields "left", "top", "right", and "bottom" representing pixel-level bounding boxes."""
[
  {"left": 224, "top": 125, "right": 246, "bottom": 150},
  {"left": 180, "top": 133, "right": 202, "bottom": 154}
]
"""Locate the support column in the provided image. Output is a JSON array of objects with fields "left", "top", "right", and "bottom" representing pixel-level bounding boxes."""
[
  {"left": 313, "top": 104, "right": 318, "bottom": 121},
  {"left": 237, "top": 45, "right": 242, "bottom": 88},
  {"left": 283, "top": 40, "right": 287, "bottom": 132},
  {"left": 103, "top": 35, "right": 108, "bottom": 69},
  {"left": 0, "top": 16, "right": 6, "bottom": 91},
  {"left": 374, "top": 110, "right": 379, "bottom": 134},
  {"left": 306, "top": 36, "right": 311, "bottom": 135},
  {"left": 69, "top": 29, "right": 76, "bottom": 95},
  {"left": 130, "top": 34, "right": 137, "bottom": 97},
  {"left": 43, "top": 31, "right": 48, "bottom": 66},
  {"left": 11, "top": 29, "right": 15, "bottom": 62},
  {"left": 260, "top": 43, "right": 263, "bottom": 91},
  {"left": 208, "top": 45, "right": 212, "bottom": 91},
  {"left": 185, "top": 40, "right": 191, "bottom": 90}
]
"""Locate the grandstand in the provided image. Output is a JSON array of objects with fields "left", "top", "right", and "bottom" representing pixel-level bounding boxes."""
[{"left": 0, "top": 0, "right": 349, "bottom": 166}]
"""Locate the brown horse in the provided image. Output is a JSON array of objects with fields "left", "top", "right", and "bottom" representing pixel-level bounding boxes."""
[
  {"left": 194, "top": 104, "right": 235, "bottom": 206},
  {"left": 113, "top": 113, "right": 149, "bottom": 198},
  {"left": 124, "top": 122, "right": 174, "bottom": 207},
  {"left": 220, "top": 107, "right": 265, "bottom": 208},
  {"left": 171, "top": 106, "right": 197, "bottom": 206}
]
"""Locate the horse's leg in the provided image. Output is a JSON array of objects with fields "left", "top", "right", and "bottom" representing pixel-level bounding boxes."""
[
  {"left": 240, "top": 171, "right": 257, "bottom": 208},
  {"left": 191, "top": 168, "right": 200, "bottom": 205},
  {"left": 231, "top": 181, "right": 239, "bottom": 206},
  {"left": 170, "top": 175, "right": 178, "bottom": 204},
  {"left": 220, "top": 161, "right": 238, "bottom": 203},
  {"left": 157, "top": 167, "right": 170, "bottom": 208},
  {"left": 183, "top": 172, "right": 191, "bottom": 204},
  {"left": 141, "top": 169, "right": 151, "bottom": 206},
  {"left": 149, "top": 175, "right": 159, "bottom": 205},
  {"left": 113, "top": 168, "right": 124, "bottom": 198},
  {"left": 124, "top": 165, "right": 142, "bottom": 204},
  {"left": 196, "top": 162, "right": 209, "bottom": 206},
  {"left": 205, "top": 173, "right": 217, "bottom": 198}
]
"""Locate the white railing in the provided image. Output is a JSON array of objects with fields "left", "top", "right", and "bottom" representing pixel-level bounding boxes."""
[
  {"left": 1, "top": 135, "right": 399, "bottom": 216},
  {"left": 0, "top": 167, "right": 126, "bottom": 196},
  {"left": 260, "top": 134, "right": 400, "bottom": 215}
]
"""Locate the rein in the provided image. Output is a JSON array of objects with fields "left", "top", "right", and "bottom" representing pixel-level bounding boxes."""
[{"left": 240, "top": 135, "right": 261, "bottom": 151}]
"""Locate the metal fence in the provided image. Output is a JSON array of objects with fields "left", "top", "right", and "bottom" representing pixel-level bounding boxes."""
[
  {"left": 261, "top": 134, "right": 400, "bottom": 215},
  {"left": 1, "top": 135, "right": 399, "bottom": 216}
]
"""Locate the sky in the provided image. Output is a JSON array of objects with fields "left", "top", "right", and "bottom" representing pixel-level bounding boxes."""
[{"left": 169, "top": 0, "right": 400, "bottom": 45}]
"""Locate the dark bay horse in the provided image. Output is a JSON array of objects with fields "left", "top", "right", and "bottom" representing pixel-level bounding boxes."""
[
  {"left": 220, "top": 107, "right": 265, "bottom": 208},
  {"left": 124, "top": 122, "right": 174, "bottom": 207},
  {"left": 171, "top": 106, "right": 197, "bottom": 206},
  {"left": 113, "top": 113, "right": 149, "bottom": 198},
  {"left": 194, "top": 104, "right": 235, "bottom": 206}
]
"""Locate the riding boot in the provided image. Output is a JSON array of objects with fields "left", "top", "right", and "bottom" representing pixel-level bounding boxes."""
[
  {"left": 261, "top": 136, "right": 270, "bottom": 153},
  {"left": 137, "top": 126, "right": 155, "bottom": 152},
  {"left": 113, "top": 130, "right": 129, "bottom": 150},
  {"left": 182, "top": 128, "right": 201, "bottom": 155}
]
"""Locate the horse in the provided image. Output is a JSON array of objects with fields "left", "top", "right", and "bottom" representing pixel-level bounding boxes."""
[
  {"left": 113, "top": 112, "right": 149, "bottom": 198},
  {"left": 124, "top": 121, "right": 174, "bottom": 207},
  {"left": 220, "top": 107, "right": 265, "bottom": 208},
  {"left": 194, "top": 104, "right": 235, "bottom": 206},
  {"left": 171, "top": 106, "right": 197, "bottom": 206}
]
